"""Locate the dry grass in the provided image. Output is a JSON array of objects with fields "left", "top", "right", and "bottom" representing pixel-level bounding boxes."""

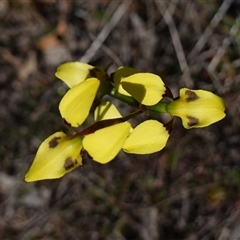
[{"left": 1, "top": 1, "right": 240, "bottom": 239}]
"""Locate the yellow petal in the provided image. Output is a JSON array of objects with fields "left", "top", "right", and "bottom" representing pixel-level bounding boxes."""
[
  {"left": 166, "top": 88, "right": 226, "bottom": 129},
  {"left": 59, "top": 78, "right": 100, "bottom": 127},
  {"left": 113, "top": 67, "right": 139, "bottom": 96},
  {"left": 25, "top": 132, "right": 82, "bottom": 182},
  {"left": 55, "top": 62, "right": 95, "bottom": 88},
  {"left": 94, "top": 101, "right": 123, "bottom": 121},
  {"left": 123, "top": 120, "right": 169, "bottom": 154},
  {"left": 55, "top": 62, "right": 106, "bottom": 88},
  {"left": 121, "top": 73, "right": 166, "bottom": 105},
  {"left": 82, "top": 122, "right": 131, "bottom": 164}
]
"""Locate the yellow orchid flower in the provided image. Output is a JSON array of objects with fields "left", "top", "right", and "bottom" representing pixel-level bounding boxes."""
[
  {"left": 59, "top": 78, "right": 100, "bottom": 127},
  {"left": 82, "top": 101, "right": 131, "bottom": 164},
  {"left": 123, "top": 120, "right": 170, "bottom": 154},
  {"left": 120, "top": 73, "right": 166, "bottom": 105},
  {"left": 55, "top": 61, "right": 106, "bottom": 88},
  {"left": 25, "top": 132, "right": 82, "bottom": 182},
  {"left": 25, "top": 61, "right": 227, "bottom": 183},
  {"left": 166, "top": 88, "right": 226, "bottom": 129}
]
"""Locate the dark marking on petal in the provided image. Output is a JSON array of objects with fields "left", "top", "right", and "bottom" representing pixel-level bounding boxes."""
[
  {"left": 187, "top": 116, "right": 199, "bottom": 127},
  {"left": 63, "top": 119, "right": 72, "bottom": 128},
  {"left": 83, "top": 149, "right": 93, "bottom": 160},
  {"left": 80, "top": 148, "right": 87, "bottom": 155},
  {"left": 162, "top": 85, "right": 173, "bottom": 99},
  {"left": 173, "top": 96, "right": 180, "bottom": 100},
  {"left": 109, "top": 72, "right": 114, "bottom": 83},
  {"left": 185, "top": 90, "right": 199, "bottom": 102},
  {"left": 49, "top": 137, "right": 61, "bottom": 148},
  {"left": 164, "top": 118, "right": 174, "bottom": 134},
  {"left": 89, "top": 67, "right": 102, "bottom": 78},
  {"left": 64, "top": 157, "right": 76, "bottom": 170}
]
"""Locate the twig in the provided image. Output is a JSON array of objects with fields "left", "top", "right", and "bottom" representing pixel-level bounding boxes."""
[
  {"left": 88, "top": 32, "right": 123, "bottom": 66},
  {"left": 207, "top": 18, "right": 239, "bottom": 94},
  {"left": 208, "top": 18, "right": 239, "bottom": 73},
  {"left": 155, "top": 1, "right": 192, "bottom": 87},
  {"left": 188, "top": 1, "right": 233, "bottom": 61},
  {"left": 80, "top": 1, "right": 131, "bottom": 63}
]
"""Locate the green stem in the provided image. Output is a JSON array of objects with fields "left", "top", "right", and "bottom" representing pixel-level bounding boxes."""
[
  {"left": 107, "top": 87, "right": 169, "bottom": 113},
  {"left": 107, "top": 87, "right": 139, "bottom": 105},
  {"left": 146, "top": 102, "right": 168, "bottom": 113}
]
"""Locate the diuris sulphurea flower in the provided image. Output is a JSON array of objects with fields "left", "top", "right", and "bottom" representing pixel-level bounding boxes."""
[
  {"left": 166, "top": 88, "right": 226, "bottom": 129},
  {"left": 25, "top": 61, "right": 226, "bottom": 182}
]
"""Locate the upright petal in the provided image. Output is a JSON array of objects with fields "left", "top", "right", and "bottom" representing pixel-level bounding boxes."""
[
  {"left": 121, "top": 73, "right": 166, "bottom": 105},
  {"left": 123, "top": 120, "right": 169, "bottom": 154},
  {"left": 55, "top": 62, "right": 94, "bottom": 88},
  {"left": 82, "top": 122, "right": 131, "bottom": 164},
  {"left": 113, "top": 66, "right": 139, "bottom": 96},
  {"left": 55, "top": 62, "right": 105, "bottom": 88},
  {"left": 59, "top": 78, "right": 100, "bottom": 127},
  {"left": 25, "top": 132, "right": 82, "bottom": 182},
  {"left": 166, "top": 88, "right": 226, "bottom": 129}
]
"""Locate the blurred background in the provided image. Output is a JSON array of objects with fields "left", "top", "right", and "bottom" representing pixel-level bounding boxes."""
[{"left": 0, "top": 1, "right": 240, "bottom": 239}]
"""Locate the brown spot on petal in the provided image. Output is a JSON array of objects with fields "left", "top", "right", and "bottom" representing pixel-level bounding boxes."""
[
  {"left": 63, "top": 118, "right": 72, "bottom": 128},
  {"left": 64, "top": 157, "right": 77, "bottom": 170},
  {"left": 89, "top": 67, "right": 102, "bottom": 78},
  {"left": 185, "top": 90, "right": 199, "bottom": 102},
  {"left": 84, "top": 150, "right": 93, "bottom": 160},
  {"left": 109, "top": 72, "right": 114, "bottom": 83},
  {"left": 187, "top": 116, "right": 199, "bottom": 127},
  {"left": 163, "top": 85, "right": 173, "bottom": 99},
  {"left": 164, "top": 118, "right": 174, "bottom": 134},
  {"left": 49, "top": 137, "right": 61, "bottom": 148}
]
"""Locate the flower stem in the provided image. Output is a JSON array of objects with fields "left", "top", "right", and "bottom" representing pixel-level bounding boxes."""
[
  {"left": 107, "top": 87, "right": 168, "bottom": 113},
  {"left": 146, "top": 102, "right": 168, "bottom": 113},
  {"left": 107, "top": 87, "right": 139, "bottom": 105}
]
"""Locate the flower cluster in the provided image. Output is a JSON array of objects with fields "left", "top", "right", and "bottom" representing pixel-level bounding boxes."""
[{"left": 25, "top": 62, "right": 226, "bottom": 182}]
